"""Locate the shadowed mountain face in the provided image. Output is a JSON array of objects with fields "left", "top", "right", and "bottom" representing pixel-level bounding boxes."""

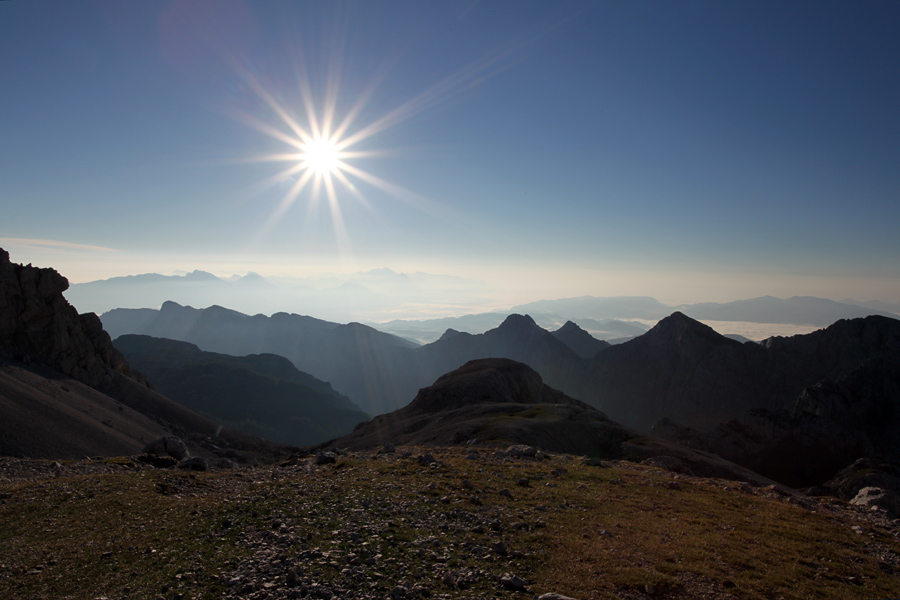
[
  {"left": 104, "top": 301, "right": 419, "bottom": 416},
  {"left": 333, "top": 358, "right": 779, "bottom": 485},
  {"left": 551, "top": 320, "right": 610, "bottom": 358},
  {"left": 0, "top": 249, "right": 291, "bottom": 461},
  {"left": 579, "top": 312, "right": 781, "bottom": 431},
  {"left": 104, "top": 307, "right": 583, "bottom": 416},
  {"left": 114, "top": 335, "right": 369, "bottom": 446},
  {"left": 654, "top": 356, "right": 900, "bottom": 488}
]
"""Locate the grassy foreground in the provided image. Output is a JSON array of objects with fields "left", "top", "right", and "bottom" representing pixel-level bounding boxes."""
[{"left": 1, "top": 447, "right": 899, "bottom": 600}]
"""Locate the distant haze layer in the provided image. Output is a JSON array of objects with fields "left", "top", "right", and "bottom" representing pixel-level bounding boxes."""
[{"left": 59, "top": 264, "right": 900, "bottom": 342}]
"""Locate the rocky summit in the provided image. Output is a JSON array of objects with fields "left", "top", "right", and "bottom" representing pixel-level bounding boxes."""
[
  {"left": 0, "top": 249, "right": 291, "bottom": 461},
  {"left": 0, "top": 248, "right": 141, "bottom": 389}
]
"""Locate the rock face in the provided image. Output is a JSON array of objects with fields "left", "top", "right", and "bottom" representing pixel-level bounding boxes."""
[{"left": 0, "top": 249, "right": 142, "bottom": 389}]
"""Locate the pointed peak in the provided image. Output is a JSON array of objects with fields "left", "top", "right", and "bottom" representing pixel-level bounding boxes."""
[
  {"left": 556, "top": 320, "right": 583, "bottom": 333},
  {"left": 438, "top": 328, "right": 461, "bottom": 341},
  {"left": 647, "top": 311, "right": 727, "bottom": 342}
]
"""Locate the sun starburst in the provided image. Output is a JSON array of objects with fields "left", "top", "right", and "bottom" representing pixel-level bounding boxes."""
[{"left": 226, "top": 32, "right": 533, "bottom": 253}]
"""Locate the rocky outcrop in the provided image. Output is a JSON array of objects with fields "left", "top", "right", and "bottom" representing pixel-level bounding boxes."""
[
  {"left": 0, "top": 249, "right": 143, "bottom": 389},
  {"left": 0, "top": 250, "right": 293, "bottom": 461}
]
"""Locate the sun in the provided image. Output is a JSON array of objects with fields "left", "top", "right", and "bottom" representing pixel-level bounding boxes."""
[{"left": 302, "top": 135, "right": 341, "bottom": 176}]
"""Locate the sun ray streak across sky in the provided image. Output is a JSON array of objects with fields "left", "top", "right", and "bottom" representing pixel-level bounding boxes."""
[{"left": 222, "top": 26, "right": 546, "bottom": 252}]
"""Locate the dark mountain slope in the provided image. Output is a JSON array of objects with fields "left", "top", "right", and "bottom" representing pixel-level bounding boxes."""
[
  {"left": 551, "top": 320, "right": 610, "bottom": 358},
  {"left": 103, "top": 302, "right": 419, "bottom": 416},
  {"left": 655, "top": 356, "right": 900, "bottom": 488},
  {"left": 761, "top": 315, "right": 900, "bottom": 384},
  {"left": 581, "top": 312, "right": 779, "bottom": 431},
  {"left": 334, "top": 358, "right": 778, "bottom": 485},
  {"left": 114, "top": 335, "right": 369, "bottom": 446},
  {"left": 0, "top": 358, "right": 169, "bottom": 459}
]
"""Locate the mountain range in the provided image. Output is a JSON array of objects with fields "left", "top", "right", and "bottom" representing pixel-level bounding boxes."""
[
  {"left": 113, "top": 335, "right": 369, "bottom": 446},
  {"left": 66, "top": 269, "right": 898, "bottom": 340},
  {"left": 101, "top": 300, "right": 900, "bottom": 444},
  {"left": 64, "top": 268, "right": 490, "bottom": 323},
  {"left": 4, "top": 246, "right": 900, "bottom": 500}
]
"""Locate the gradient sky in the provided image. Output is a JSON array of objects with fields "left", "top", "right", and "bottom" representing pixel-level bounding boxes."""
[{"left": 2, "top": 0, "right": 899, "bottom": 309}]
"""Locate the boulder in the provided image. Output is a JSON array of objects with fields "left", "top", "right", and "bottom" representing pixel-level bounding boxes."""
[
  {"left": 143, "top": 436, "right": 190, "bottom": 460},
  {"left": 850, "top": 486, "right": 900, "bottom": 517}
]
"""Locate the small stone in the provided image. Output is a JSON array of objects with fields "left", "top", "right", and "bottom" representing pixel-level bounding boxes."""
[
  {"left": 538, "top": 594, "right": 578, "bottom": 600},
  {"left": 315, "top": 452, "right": 337, "bottom": 465},
  {"left": 492, "top": 541, "right": 507, "bottom": 555},
  {"left": 516, "top": 478, "right": 530, "bottom": 487},
  {"left": 500, "top": 573, "right": 527, "bottom": 589}
]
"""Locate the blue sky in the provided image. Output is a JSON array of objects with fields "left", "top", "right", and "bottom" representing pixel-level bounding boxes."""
[{"left": 2, "top": 0, "right": 899, "bottom": 308}]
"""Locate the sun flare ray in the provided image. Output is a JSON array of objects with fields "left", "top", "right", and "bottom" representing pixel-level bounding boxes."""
[{"left": 232, "top": 30, "right": 534, "bottom": 249}]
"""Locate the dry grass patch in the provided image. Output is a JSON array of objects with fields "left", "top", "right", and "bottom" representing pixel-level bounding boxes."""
[{"left": 1, "top": 449, "right": 899, "bottom": 600}]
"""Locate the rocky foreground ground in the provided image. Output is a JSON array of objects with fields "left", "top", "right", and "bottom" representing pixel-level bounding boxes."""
[{"left": 2, "top": 447, "right": 900, "bottom": 600}]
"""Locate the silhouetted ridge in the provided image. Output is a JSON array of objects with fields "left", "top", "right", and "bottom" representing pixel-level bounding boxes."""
[
  {"left": 438, "top": 328, "right": 461, "bottom": 341},
  {"left": 496, "top": 313, "right": 539, "bottom": 332},
  {"left": 551, "top": 320, "right": 610, "bottom": 358},
  {"left": 643, "top": 311, "right": 735, "bottom": 346},
  {"left": 557, "top": 321, "right": 581, "bottom": 333}
]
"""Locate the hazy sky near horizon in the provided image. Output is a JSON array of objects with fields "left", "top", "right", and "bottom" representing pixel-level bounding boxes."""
[{"left": 2, "top": 0, "right": 899, "bottom": 308}]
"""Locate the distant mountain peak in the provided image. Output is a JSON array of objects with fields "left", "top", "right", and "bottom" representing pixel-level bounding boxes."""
[
  {"left": 557, "top": 320, "right": 582, "bottom": 333},
  {"left": 183, "top": 270, "right": 220, "bottom": 282},
  {"left": 438, "top": 328, "right": 461, "bottom": 341},
  {"left": 646, "top": 311, "right": 729, "bottom": 344},
  {"left": 497, "top": 313, "right": 539, "bottom": 331}
]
